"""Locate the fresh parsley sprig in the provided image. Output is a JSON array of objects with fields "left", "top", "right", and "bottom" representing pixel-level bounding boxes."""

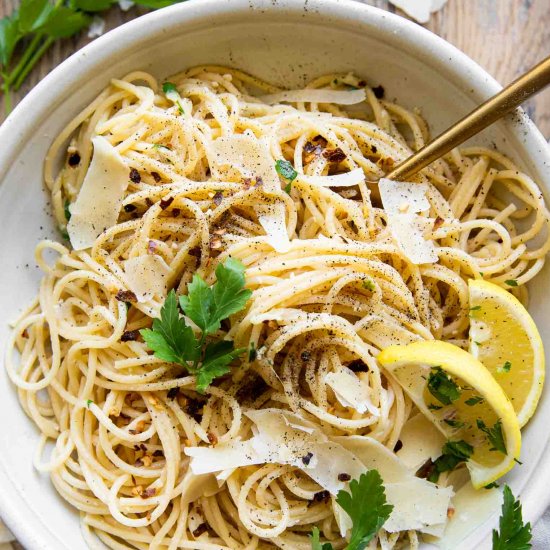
[
  {"left": 427, "top": 440, "right": 473, "bottom": 483},
  {"left": 140, "top": 257, "right": 251, "bottom": 393},
  {"left": 477, "top": 419, "right": 507, "bottom": 454},
  {"left": 309, "top": 470, "right": 393, "bottom": 550},
  {"left": 0, "top": 0, "right": 185, "bottom": 114},
  {"left": 493, "top": 485, "right": 532, "bottom": 550}
]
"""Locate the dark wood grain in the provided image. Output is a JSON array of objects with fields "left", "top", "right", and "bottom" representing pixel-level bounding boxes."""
[{"left": 1, "top": 0, "right": 549, "bottom": 136}]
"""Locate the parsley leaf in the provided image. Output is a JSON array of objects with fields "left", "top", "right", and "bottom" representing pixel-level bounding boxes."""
[
  {"left": 498, "top": 361, "right": 512, "bottom": 374},
  {"left": 141, "top": 290, "right": 199, "bottom": 364},
  {"left": 427, "top": 367, "right": 461, "bottom": 405},
  {"left": 470, "top": 305, "right": 482, "bottom": 312},
  {"left": 64, "top": 199, "right": 72, "bottom": 221},
  {"left": 336, "top": 470, "right": 393, "bottom": 550},
  {"left": 310, "top": 526, "right": 334, "bottom": 550},
  {"left": 18, "top": 0, "right": 51, "bottom": 33},
  {"left": 485, "top": 482, "right": 499, "bottom": 489},
  {"left": 69, "top": 0, "right": 113, "bottom": 13},
  {"left": 141, "top": 258, "right": 250, "bottom": 393},
  {"left": 162, "top": 81, "right": 178, "bottom": 95},
  {"left": 427, "top": 439, "right": 473, "bottom": 483},
  {"left": 40, "top": 7, "right": 91, "bottom": 39},
  {"left": 477, "top": 419, "right": 507, "bottom": 454},
  {"left": 362, "top": 279, "right": 375, "bottom": 291},
  {"left": 275, "top": 159, "right": 298, "bottom": 182},
  {"left": 465, "top": 396, "right": 484, "bottom": 406},
  {"left": 505, "top": 279, "right": 519, "bottom": 287},
  {"left": 197, "top": 340, "right": 246, "bottom": 393},
  {"left": 493, "top": 485, "right": 532, "bottom": 550}
]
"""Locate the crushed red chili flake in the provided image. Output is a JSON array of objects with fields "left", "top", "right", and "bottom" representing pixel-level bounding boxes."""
[
  {"left": 141, "top": 487, "right": 156, "bottom": 499},
  {"left": 313, "top": 490, "right": 330, "bottom": 503},
  {"left": 301, "top": 452, "right": 314, "bottom": 465},
  {"left": 68, "top": 153, "right": 81, "bottom": 167},
  {"left": 160, "top": 196, "right": 174, "bottom": 210},
  {"left": 21, "top": 329, "right": 29, "bottom": 339},
  {"left": 207, "top": 432, "right": 218, "bottom": 445},
  {"left": 255, "top": 176, "right": 264, "bottom": 187},
  {"left": 116, "top": 290, "right": 137, "bottom": 303},
  {"left": 358, "top": 80, "right": 366, "bottom": 87},
  {"left": 213, "top": 191, "right": 223, "bottom": 206},
  {"left": 372, "top": 85, "right": 385, "bottom": 99},
  {"left": 134, "top": 458, "right": 144, "bottom": 467},
  {"left": 151, "top": 171, "right": 162, "bottom": 183},
  {"left": 370, "top": 145, "right": 378, "bottom": 154},
  {"left": 129, "top": 168, "right": 141, "bottom": 183},
  {"left": 188, "top": 246, "right": 201, "bottom": 258},
  {"left": 121, "top": 330, "right": 139, "bottom": 342},
  {"left": 323, "top": 148, "right": 347, "bottom": 163},
  {"left": 153, "top": 450, "right": 164, "bottom": 457},
  {"left": 313, "top": 135, "right": 328, "bottom": 147},
  {"left": 394, "top": 440, "right": 403, "bottom": 452},
  {"left": 243, "top": 177, "right": 253, "bottom": 188},
  {"left": 433, "top": 216, "right": 445, "bottom": 229},
  {"left": 447, "top": 507, "right": 455, "bottom": 519},
  {"left": 347, "top": 359, "right": 369, "bottom": 372},
  {"left": 416, "top": 459, "right": 437, "bottom": 480},
  {"left": 124, "top": 204, "right": 137, "bottom": 213},
  {"left": 167, "top": 387, "right": 179, "bottom": 399},
  {"left": 337, "top": 473, "right": 351, "bottom": 482},
  {"left": 147, "top": 240, "right": 157, "bottom": 254},
  {"left": 171, "top": 208, "right": 181, "bottom": 217},
  {"left": 145, "top": 197, "right": 153, "bottom": 207}
]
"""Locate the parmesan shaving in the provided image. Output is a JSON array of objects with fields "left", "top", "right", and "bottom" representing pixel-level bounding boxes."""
[
  {"left": 211, "top": 134, "right": 290, "bottom": 252},
  {"left": 260, "top": 88, "right": 367, "bottom": 106},
  {"left": 67, "top": 136, "right": 129, "bottom": 250},
  {"left": 379, "top": 178, "right": 430, "bottom": 215},
  {"left": 299, "top": 168, "right": 365, "bottom": 187},
  {"left": 123, "top": 255, "right": 173, "bottom": 302},
  {"left": 387, "top": 213, "right": 438, "bottom": 264},
  {"left": 325, "top": 367, "right": 380, "bottom": 416}
]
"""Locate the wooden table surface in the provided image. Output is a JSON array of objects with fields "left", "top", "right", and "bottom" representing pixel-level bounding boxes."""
[
  {"left": 1, "top": 0, "right": 550, "bottom": 136},
  {"left": 0, "top": 0, "right": 549, "bottom": 548}
]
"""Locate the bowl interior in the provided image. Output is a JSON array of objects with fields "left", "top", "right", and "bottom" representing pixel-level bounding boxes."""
[{"left": 1, "top": 1, "right": 549, "bottom": 549}]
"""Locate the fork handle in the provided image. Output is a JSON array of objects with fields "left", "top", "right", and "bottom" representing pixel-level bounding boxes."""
[{"left": 386, "top": 55, "right": 550, "bottom": 182}]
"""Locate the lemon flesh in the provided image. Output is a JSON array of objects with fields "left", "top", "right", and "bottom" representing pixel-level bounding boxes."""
[
  {"left": 468, "top": 279, "right": 545, "bottom": 427},
  {"left": 378, "top": 340, "right": 521, "bottom": 489}
]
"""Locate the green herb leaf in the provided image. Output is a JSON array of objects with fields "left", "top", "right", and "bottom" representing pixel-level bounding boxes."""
[
  {"left": 498, "top": 361, "right": 512, "bottom": 374},
  {"left": 505, "top": 279, "right": 518, "bottom": 287},
  {"left": 64, "top": 199, "right": 72, "bottom": 221},
  {"left": 140, "top": 290, "right": 199, "bottom": 364},
  {"left": 427, "top": 439, "right": 474, "bottom": 483},
  {"left": 477, "top": 419, "right": 507, "bottom": 454},
  {"left": 284, "top": 182, "right": 292, "bottom": 194},
  {"left": 336, "top": 470, "right": 393, "bottom": 550},
  {"left": 133, "top": 0, "right": 185, "bottom": 7},
  {"left": 70, "top": 0, "right": 113, "bottom": 12},
  {"left": 0, "top": 13, "right": 21, "bottom": 66},
  {"left": 275, "top": 159, "right": 298, "bottom": 182},
  {"left": 484, "top": 482, "right": 499, "bottom": 489},
  {"left": 362, "top": 279, "right": 375, "bottom": 291},
  {"left": 310, "top": 526, "right": 334, "bottom": 550},
  {"left": 86, "top": 399, "right": 93, "bottom": 407},
  {"left": 248, "top": 342, "right": 257, "bottom": 362},
  {"left": 18, "top": 0, "right": 51, "bottom": 33},
  {"left": 470, "top": 305, "right": 482, "bottom": 312},
  {"left": 492, "top": 485, "right": 532, "bottom": 550},
  {"left": 40, "top": 7, "right": 91, "bottom": 39},
  {"left": 196, "top": 340, "right": 245, "bottom": 393},
  {"left": 427, "top": 367, "right": 461, "bottom": 406},
  {"left": 162, "top": 81, "right": 178, "bottom": 95},
  {"left": 443, "top": 418, "right": 465, "bottom": 429},
  {"left": 465, "top": 396, "right": 484, "bottom": 406},
  {"left": 428, "top": 403, "right": 443, "bottom": 411}
]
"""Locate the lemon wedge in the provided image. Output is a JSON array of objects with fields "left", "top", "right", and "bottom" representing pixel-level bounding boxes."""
[
  {"left": 468, "top": 279, "right": 545, "bottom": 427},
  {"left": 378, "top": 341, "right": 521, "bottom": 488}
]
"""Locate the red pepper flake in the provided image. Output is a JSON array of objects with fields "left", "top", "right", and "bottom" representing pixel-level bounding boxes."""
[
  {"left": 207, "top": 432, "right": 218, "bottom": 445},
  {"left": 153, "top": 450, "right": 164, "bottom": 457},
  {"left": 145, "top": 197, "right": 153, "bottom": 207},
  {"left": 129, "top": 168, "right": 141, "bottom": 183},
  {"left": 347, "top": 359, "right": 369, "bottom": 372},
  {"left": 193, "top": 524, "right": 208, "bottom": 537},
  {"left": 313, "top": 490, "right": 330, "bottom": 503},
  {"left": 147, "top": 240, "right": 157, "bottom": 254},
  {"left": 21, "top": 329, "right": 29, "bottom": 339},
  {"left": 188, "top": 246, "right": 201, "bottom": 258},
  {"left": 134, "top": 458, "right": 144, "bottom": 467},
  {"left": 243, "top": 177, "right": 253, "bottom": 188},
  {"left": 151, "top": 171, "right": 162, "bottom": 183},
  {"left": 167, "top": 387, "right": 179, "bottom": 399},
  {"left": 370, "top": 145, "right": 378, "bottom": 154},
  {"left": 121, "top": 330, "right": 139, "bottom": 342},
  {"left": 124, "top": 204, "right": 137, "bottom": 213},
  {"left": 160, "top": 196, "right": 174, "bottom": 210},
  {"left": 447, "top": 507, "right": 455, "bottom": 519},
  {"left": 301, "top": 452, "right": 313, "bottom": 465},
  {"left": 116, "top": 290, "right": 137, "bottom": 303},
  {"left": 337, "top": 473, "right": 351, "bottom": 482},
  {"left": 68, "top": 153, "right": 81, "bottom": 167},
  {"left": 255, "top": 176, "right": 264, "bottom": 187},
  {"left": 323, "top": 148, "right": 347, "bottom": 163},
  {"left": 433, "top": 216, "right": 445, "bottom": 229},
  {"left": 213, "top": 191, "right": 223, "bottom": 206},
  {"left": 140, "top": 487, "right": 156, "bottom": 499},
  {"left": 372, "top": 85, "right": 385, "bottom": 99},
  {"left": 394, "top": 440, "right": 403, "bottom": 452},
  {"left": 313, "top": 135, "right": 328, "bottom": 147},
  {"left": 171, "top": 208, "right": 181, "bottom": 217}
]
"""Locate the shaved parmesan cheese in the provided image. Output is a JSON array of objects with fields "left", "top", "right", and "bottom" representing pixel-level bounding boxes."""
[
  {"left": 389, "top": 0, "right": 448, "bottom": 23},
  {"left": 260, "top": 88, "right": 366, "bottom": 106},
  {"left": 67, "top": 136, "right": 129, "bottom": 250},
  {"left": 211, "top": 135, "right": 290, "bottom": 252},
  {"left": 180, "top": 470, "right": 219, "bottom": 504},
  {"left": 387, "top": 213, "right": 438, "bottom": 264},
  {"left": 384, "top": 478, "right": 453, "bottom": 533},
  {"left": 299, "top": 168, "right": 365, "bottom": 187},
  {"left": 379, "top": 178, "right": 430, "bottom": 215},
  {"left": 325, "top": 367, "right": 380, "bottom": 416},
  {"left": 431, "top": 484, "right": 501, "bottom": 549},
  {"left": 396, "top": 413, "right": 445, "bottom": 471},
  {"left": 123, "top": 254, "right": 173, "bottom": 302}
]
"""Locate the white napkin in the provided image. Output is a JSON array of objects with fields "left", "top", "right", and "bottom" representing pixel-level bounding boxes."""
[{"left": 533, "top": 508, "right": 550, "bottom": 548}]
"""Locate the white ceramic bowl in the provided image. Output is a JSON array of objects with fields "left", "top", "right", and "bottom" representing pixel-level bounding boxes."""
[{"left": 1, "top": 1, "right": 549, "bottom": 548}]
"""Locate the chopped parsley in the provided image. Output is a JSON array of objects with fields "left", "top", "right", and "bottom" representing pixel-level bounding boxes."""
[
  {"left": 477, "top": 419, "right": 507, "bottom": 454},
  {"left": 498, "top": 361, "right": 512, "bottom": 374},
  {"left": 484, "top": 482, "right": 499, "bottom": 490},
  {"left": 86, "top": 399, "right": 93, "bottom": 407},
  {"left": 505, "top": 279, "right": 519, "bottom": 287},
  {"left": 427, "top": 367, "right": 461, "bottom": 406},
  {"left": 275, "top": 159, "right": 298, "bottom": 182},
  {"left": 470, "top": 305, "right": 482, "bottom": 312},
  {"left": 248, "top": 342, "right": 257, "bottom": 362},
  {"left": 465, "top": 396, "right": 484, "bottom": 406},
  {"left": 284, "top": 182, "right": 292, "bottom": 194},
  {"left": 427, "top": 440, "right": 474, "bottom": 483},
  {"left": 362, "top": 279, "right": 375, "bottom": 291},
  {"left": 428, "top": 403, "right": 443, "bottom": 411},
  {"left": 492, "top": 485, "right": 532, "bottom": 550},
  {"left": 162, "top": 82, "right": 177, "bottom": 95},
  {"left": 141, "top": 258, "right": 251, "bottom": 393},
  {"left": 64, "top": 199, "right": 71, "bottom": 221},
  {"left": 443, "top": 418, "right": 465, "bottom": 429}
]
